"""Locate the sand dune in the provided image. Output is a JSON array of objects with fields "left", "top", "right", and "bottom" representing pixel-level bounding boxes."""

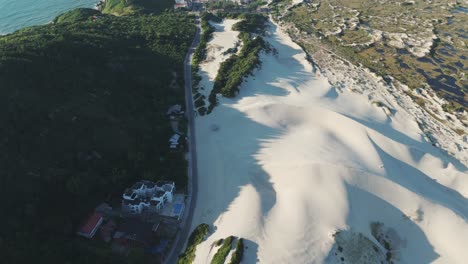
[{"left": 190, "top": 19, "right": 468, "bottom": 264}]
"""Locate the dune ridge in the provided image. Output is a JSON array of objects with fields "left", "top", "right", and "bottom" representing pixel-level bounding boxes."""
[{"left": 190, "top": 18, "right": 468, "bottom": 264}]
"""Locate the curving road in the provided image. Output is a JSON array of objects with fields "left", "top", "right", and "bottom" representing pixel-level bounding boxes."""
[{"left": 165, "top": 16, "right": 201, "bottom": 264}]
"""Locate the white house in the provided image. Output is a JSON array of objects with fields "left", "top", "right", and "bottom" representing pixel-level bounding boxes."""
[{"left": 122, "top": 180, "right": 175, "bottom": 215}]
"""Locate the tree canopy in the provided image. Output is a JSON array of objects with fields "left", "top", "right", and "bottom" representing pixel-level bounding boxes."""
[{"left": 0, "top": 9, "right": 195, "bottom": 263}]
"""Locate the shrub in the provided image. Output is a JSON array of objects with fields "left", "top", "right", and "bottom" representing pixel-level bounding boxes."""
[
  {"left": 178, "top": 223, "right": 211, "bottom": 264},
  {"left": 208, "top": 33, "right": 267, "bottom": 112},
  {"left": 211, "top": 236, "right": 234, "bottom": 264},
  {"left": 215, "top": 238, "right": 224, "bottom": 246},
  {"left": 228, "top": 238, "right": 244, "bottom": 264}
]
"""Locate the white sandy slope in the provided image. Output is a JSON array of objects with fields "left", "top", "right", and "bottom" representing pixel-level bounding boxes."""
[
  {"left": 196, "top": 19, "right": 240, "bottom": 107},
  {"left": 190, "top": 20, "right": 468, "bottom": 264}
]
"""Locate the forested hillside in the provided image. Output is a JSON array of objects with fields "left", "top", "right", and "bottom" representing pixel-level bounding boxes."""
[
  {"left": 102, "top": 0, "right": 173, "bottom": 15},
  {"left": 0, "top": 9, "right": 195, "bottom": 263}
]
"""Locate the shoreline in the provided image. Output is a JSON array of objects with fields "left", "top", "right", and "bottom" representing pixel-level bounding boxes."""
[{"left": 0, "top": 0, "right": 101, "bottom": 36}]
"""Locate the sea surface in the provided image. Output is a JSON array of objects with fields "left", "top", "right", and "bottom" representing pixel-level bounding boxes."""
[{"left": 0, "top": 0, "right": 99, "bottom": 35}]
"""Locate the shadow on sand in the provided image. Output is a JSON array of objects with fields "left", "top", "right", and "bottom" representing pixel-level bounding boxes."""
[
  {"left": 325, "top": 184, "right": 439, "bottom": 263},
  {"left": 191, "top": 18, "right": 465, "bottom": 263},
  {"left": 368, "top": 136, "right": 468, "bottom": 220}
]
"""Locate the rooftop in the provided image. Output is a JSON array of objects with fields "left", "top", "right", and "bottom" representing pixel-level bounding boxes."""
[
  {"left": 169, "top": 134, "right": 181, "bottom": 143},
  {"left": 156, "top": 180, "right": 175, "bottom": 188},
  {"left": 78, "top": 212, "right": 103, "bottom": 235},
  {"left": 155, "top": 190, "right": 165, "bottom": 198}
]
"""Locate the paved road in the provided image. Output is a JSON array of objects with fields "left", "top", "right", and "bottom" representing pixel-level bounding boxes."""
[{"left": 165, "top": 16, "right": 201, "bottom": 264}]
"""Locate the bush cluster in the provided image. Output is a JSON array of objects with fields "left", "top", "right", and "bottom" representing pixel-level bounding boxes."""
[
  {"left": 208, "top": 33, "right": 267, "bottom": 112},
  {"left": 228, "top": 238, "right": 244, "bottom": 264},
  {"left": 178, "top": 223, "right": 210, "bottom": 264},
  {"left": 207, "top": 14, "right": 269, "bottom": 113},
  {"left": 210, "top": 236, "right": 234, "bottom": 264}
]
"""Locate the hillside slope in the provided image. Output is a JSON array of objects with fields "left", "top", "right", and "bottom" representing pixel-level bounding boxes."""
[{"left": 0, "top": 9, "right": 195, "bottom": 263}]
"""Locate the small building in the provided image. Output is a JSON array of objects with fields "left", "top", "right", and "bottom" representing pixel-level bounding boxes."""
[
  {"left": 169, "top": 133, "right": 187, "bottom": 150},
  {"left": 169, "top": 133, "right": 181, "bottom": 149},
  {"left": 77, "top": 212, "right": 104, "bottom": 238}
]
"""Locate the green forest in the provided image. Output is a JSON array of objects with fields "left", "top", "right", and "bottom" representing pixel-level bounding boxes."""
[
  {"left": 102, "top": 0, "right": 174, "bottom": 15},
  {"left": 0, "top": 6, "right": 195, "bottom": 263}
]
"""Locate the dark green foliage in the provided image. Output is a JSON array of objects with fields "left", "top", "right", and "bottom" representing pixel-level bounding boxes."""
[
  {"left": 192, "top": 13, "right": 219, "bottom": 66},
  {"left": 0, "top": 10, "right": 195, "bottom": 263},
  {"left": 203, "top": 12, "right": 223, "bottom": 23},
  {"left": 215, "top": 238, "right": 224, "bottom": 246},
  {"left": 205, "top": 0, "right": 240, "bottom": 11},
  {"left": 207, "top": 14, "right": 269, "bottom": 113},
  {"left": 192, "top": 13, "right": 220, "bottom": 114},
  {"left": 54, "top": 8, "right": 101, "bottom": 24},
  {"left": 211, "top": 236, "right": 234, "bottom": 264},
  {"left": 228, "top": 238, "right": 244, "bottom": 264},
  {"left": 231, "top": 14, "right": 268, "bottom": 34},
  {"left": 178, "top": 223, "right": 210, "bottom": 264},
  {"left": 102, "top": 0, "right": 173, "bottom": 15},
  {"left": 208, "top": 33, "right": 267, "bottom": 112},
  {"left": 195, "top": 96, "right": 206, "bottom": 108},
  {"left": 247, "top": 0, "right": 267, "bottom": 10},
  {"left": 198, "top": 106, "right": 207, "bottom": 115}
]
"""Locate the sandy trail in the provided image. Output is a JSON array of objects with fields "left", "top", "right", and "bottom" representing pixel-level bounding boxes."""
[{"left": 191, "top": 19, "right": 468, "bottom": 264}]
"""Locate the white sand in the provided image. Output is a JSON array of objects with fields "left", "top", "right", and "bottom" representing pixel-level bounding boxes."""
[
  {"left": 190, "top": 20, "right": 468, "bottom": 264},
  {"left": 196, "top": 19, "right": 240, "bottom": 107}
]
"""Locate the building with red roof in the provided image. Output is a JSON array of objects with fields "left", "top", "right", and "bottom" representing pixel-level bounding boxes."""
[{"left": 77, "top": 212, "right": 104, "bottom": 238}]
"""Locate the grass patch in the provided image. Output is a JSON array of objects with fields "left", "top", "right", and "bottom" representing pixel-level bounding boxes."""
[
  {"left": 211, "top": 236, "right": 234, "bottom": 264},
  {"left": 178, "top": 223, "right": 210, "bottom": 264}
]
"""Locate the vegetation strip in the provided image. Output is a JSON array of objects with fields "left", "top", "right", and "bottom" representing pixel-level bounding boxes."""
[
  {"left": 177, "top": 223, "right": 210, "bottom": 264},
  {"left": 228, "top": 238, "right": 244, "bottom": 264},
  {"left": 192, "top": 13, "right": 221, "bottom": 115},
  {"left": 208, "top": 14, "right": 269, "bottom": 113},
  {"left": 101, "top": 0, "right": 173, "bottom": 15},
  {"left": 210, "top": 236, "right": 235, "bottom": 264}
]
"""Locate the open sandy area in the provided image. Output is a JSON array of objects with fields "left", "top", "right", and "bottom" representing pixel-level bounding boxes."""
[{"left": 190, "top": 18, "right": 468, "bottom": 264}]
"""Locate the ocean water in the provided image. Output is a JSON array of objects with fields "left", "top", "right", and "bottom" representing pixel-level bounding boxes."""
[{"left": 0, "top": 0, "right": 100, "bottom": 35}]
